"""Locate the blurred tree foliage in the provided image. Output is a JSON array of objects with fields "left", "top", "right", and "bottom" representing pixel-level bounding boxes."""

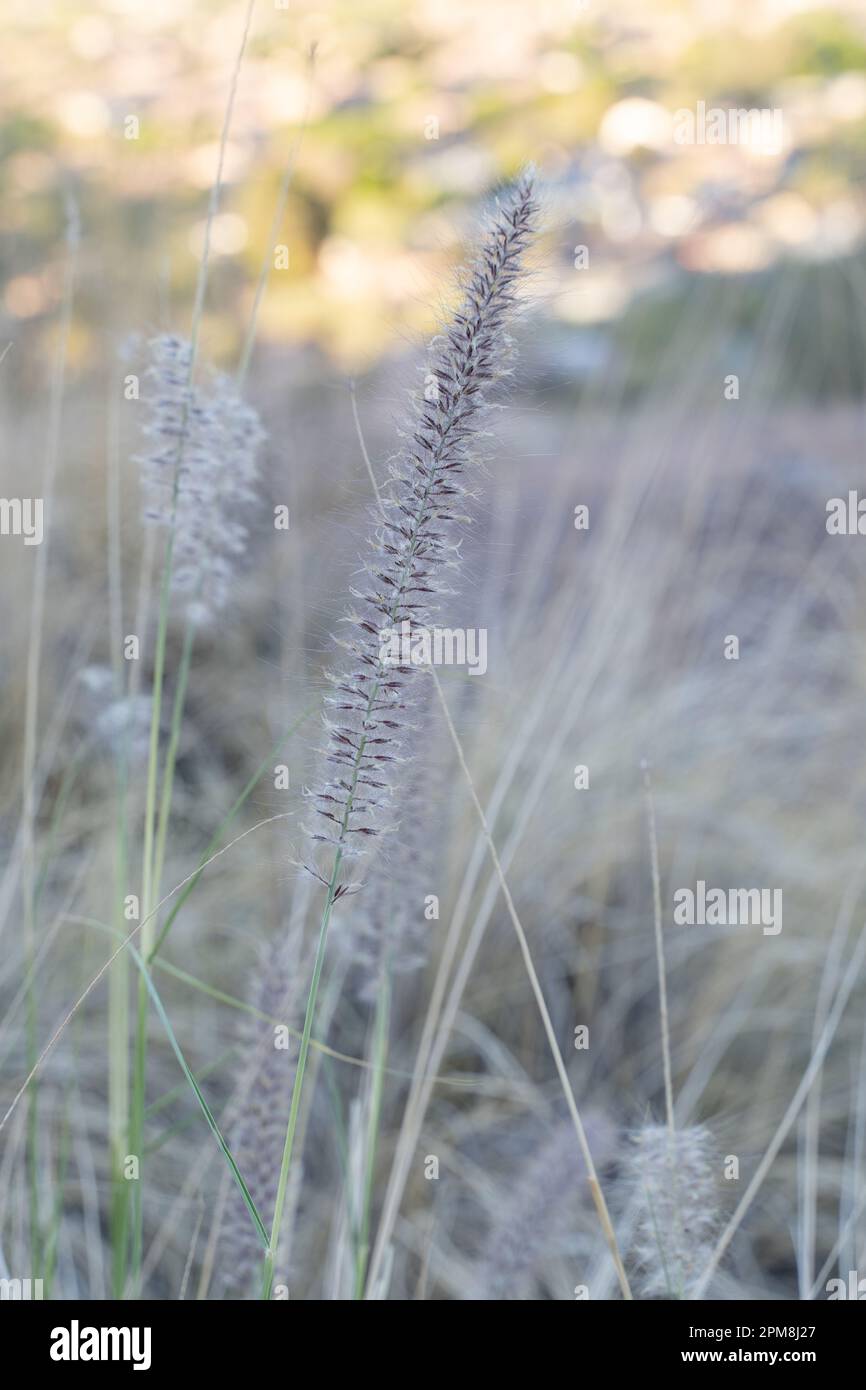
[{"left": 0, "top": 0, "right": 864, "bottom": 387}]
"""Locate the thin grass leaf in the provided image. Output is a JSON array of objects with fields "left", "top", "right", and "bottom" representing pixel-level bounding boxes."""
[{"left": 125, "top": 941, "right": 269, "bottom": 1253}]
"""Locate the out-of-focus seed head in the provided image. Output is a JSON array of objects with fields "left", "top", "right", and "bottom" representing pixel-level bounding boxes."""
[
  {"left": 624, "top": 1123, "right": 722, "bottom": 1298},
  {"left": 135, "top": 334, "right": 265, "bottom": 627}
]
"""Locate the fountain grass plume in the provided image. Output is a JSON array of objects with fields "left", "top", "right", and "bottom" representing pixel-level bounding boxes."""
[
  {"left": 136, "top": 333, "right": 265, "bottom": 627},
  {"left": 221, "top": 932, "right": 306, "bottom": 1297},
  {"left": 478, "top": 1110, "right": 617, "bottom": 1299},
  {"left": 302, "top": 167, "right": 539, "bottom": 891},
  {"left": 262, "top": 169, "right": 540, "bottom": 1300},
  {"left": 625, "top": 1122, "right": 722, "bottom": 1299}
]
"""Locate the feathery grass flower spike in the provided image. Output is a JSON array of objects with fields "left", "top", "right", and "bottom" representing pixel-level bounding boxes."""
[
  {"left": 478, "top": 1110, "right": 616, "bottom": 1299},
  {"left": 262, "top": 170, "right": 539, "bottom": 1300},
  {"left": 625, "top": 1123, "right": 721, "bottom": 1299},
  {"left": 137, "top": 333, "right": 265, "bottom": 627},
  {"left": 222, "top": 932, "right": 306, "bottom": 1297},
  {"left": 304, "top": 168, "right": 539, "bottom": 891}
]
